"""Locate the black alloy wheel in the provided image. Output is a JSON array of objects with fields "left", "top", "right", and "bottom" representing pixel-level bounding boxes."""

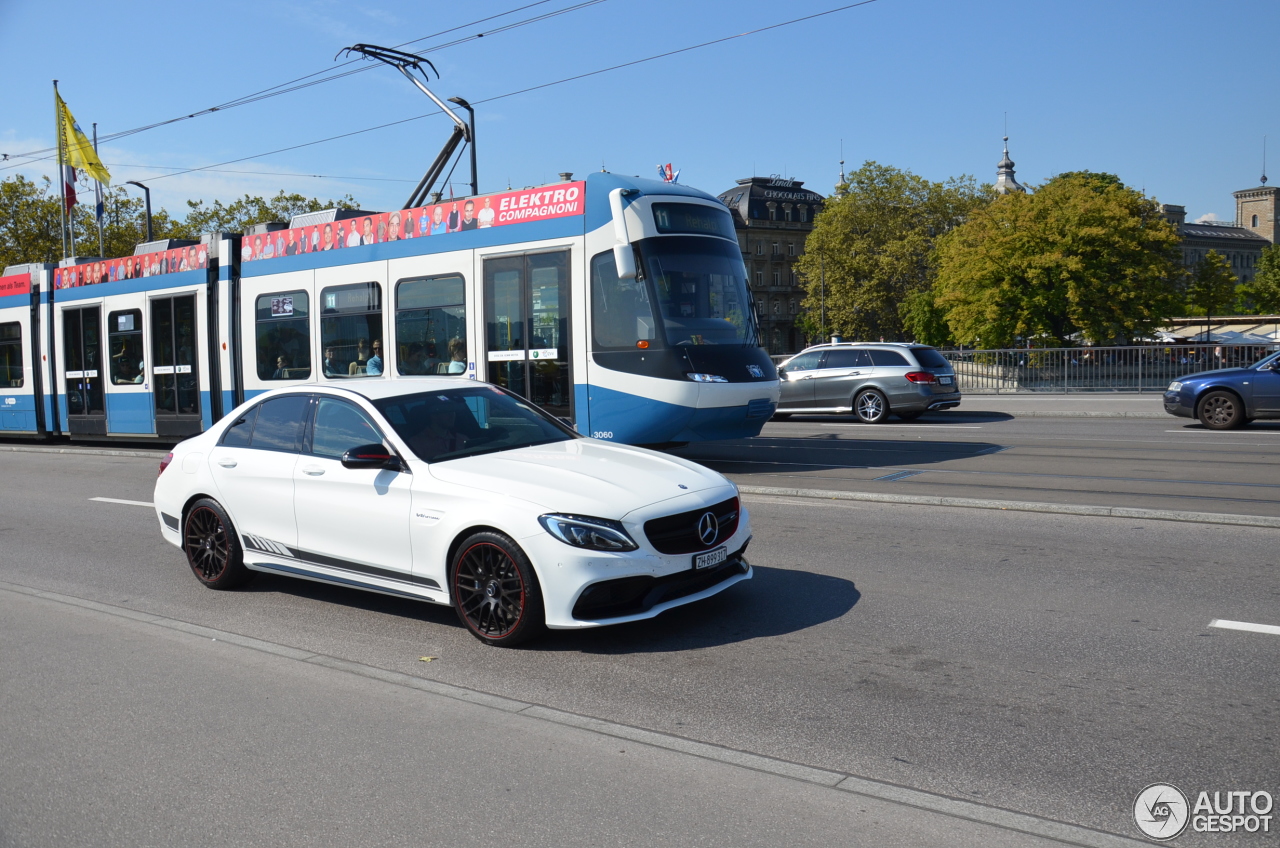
[
  {"left": 854, "top": 389, "right": 890, "bottom": 424},
  {"left": 451, "top": 531, "right": 544, "bottom": 647},
  {"left": 1197, "top": 390, "right": 1245, "bottom": 430},
  {"left": 183, "top": 498, "right": 252, "bottom": 589}
]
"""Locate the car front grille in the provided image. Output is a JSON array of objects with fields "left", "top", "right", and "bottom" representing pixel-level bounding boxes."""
[{"left": 643, "top": 496, "right": 740, "bottom": 555}]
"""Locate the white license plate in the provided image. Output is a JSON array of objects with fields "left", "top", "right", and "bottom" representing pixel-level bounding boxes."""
[
  {"left": 693, "top": 546, "right": 728, "bottom": 570},
  {"left": 938, "top": 375, "right": 953, "bottom": 385}
]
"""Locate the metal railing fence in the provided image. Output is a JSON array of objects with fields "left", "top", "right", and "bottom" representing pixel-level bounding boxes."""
[{"left": 941, "top": 344, "right": 1276, "bottom": 393}]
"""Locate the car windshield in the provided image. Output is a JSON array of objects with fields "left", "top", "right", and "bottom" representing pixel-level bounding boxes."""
[
  {"left": 637, "top": 236, "right": 757, "bottom": 347},
  {"left": 372, "top": 385, "right": 577, "bottom": 463}
]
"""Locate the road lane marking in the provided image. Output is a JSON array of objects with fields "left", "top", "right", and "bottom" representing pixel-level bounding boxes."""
[
  {"left": 1210, "top": 619, "right": 1280, "bottom": 636},
  {"left": 819, "top": 423, "right": 983, "bottom": 429},
  {"left": 873, "top": 470, "right": 923, "bottom": 482},
  {"left": 90, "top": 497, "right": 155, "bottom": 508},
  {"left": 1165, "top": 429, "right": 1280, "bottom": 434}
]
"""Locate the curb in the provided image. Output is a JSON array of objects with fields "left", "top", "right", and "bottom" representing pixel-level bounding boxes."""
[
  {"left": 0, "top": 444, "right": 167, "bottom": 459},
  {"left": 738, "top": 485, "right": 1280, "bottom": 529},
  {"left": 0, "top": 579, "right": 1148, "bottom": 848}
]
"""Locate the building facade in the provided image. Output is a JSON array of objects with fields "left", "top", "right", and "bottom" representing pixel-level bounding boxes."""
[
  {"left": 716, "top": 176, "right": 824, "bottom": 355},
  {"left": 1158, "top": 201, "right": 1272, "bottom": 286}
]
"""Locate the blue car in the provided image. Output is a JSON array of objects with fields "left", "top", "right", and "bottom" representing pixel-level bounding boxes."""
[{"left": 1164, "top": 352, "right": 1280, "bottom": 429}]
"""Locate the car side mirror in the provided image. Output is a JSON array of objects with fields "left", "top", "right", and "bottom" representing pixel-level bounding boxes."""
[
  {"left": 776, "top": 366, "right": 786, "bottom": 376},
  {"left": 341, "top": 443, "right": 403, "bottom": 472}
]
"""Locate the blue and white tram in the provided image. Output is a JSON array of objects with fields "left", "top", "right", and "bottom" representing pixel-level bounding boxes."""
[
  {"left": 6, "top": 171, "right": 778, "bottom": 445},
  {"left": 236, "top": 171, "right": 778, "bottom": 444},
  {"left": 0, "top": 265, "right": 55, "bottom": 436}
]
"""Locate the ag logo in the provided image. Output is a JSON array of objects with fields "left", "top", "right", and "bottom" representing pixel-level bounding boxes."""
[{"left": 1134, "top": 783, "right": 1189, "bottom": 840}]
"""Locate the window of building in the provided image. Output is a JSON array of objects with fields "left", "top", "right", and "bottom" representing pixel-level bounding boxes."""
[
  {"left": 788, "top": 243, "right": 796, "bottom": 256},
  {"left": 772, "top": 299, "right": 781, "bottom": 315},
  {"left": 256, "top": 292, "right": 311, "bottom": 381},
  {"left": 107, "top": 309, "right": 143, "bottom": 385},
  {"left": 767, "top": 203, "right": 777, "bottom": 221},
  {"left": 784, "top": 207, "right": 793, "bottom": 222},
  {"left": 799, "top": 205, "right": 808, "bottom": 223},
  {"left": 791, "top": 271, "right": 799, "bottom": 286},
  {"left": 0, "top": 322, "right": 22, "bottom": 388},
  {"left": 755, "top": 271, "right": 764, "bottom": 287},
  {"left": 771, "top": 242, "right": 780, "bottom": 255},
  {"left": 1253, "top": 214, "right": 1260, "bottom": 227},
  {"left": 773, "top": 271, "right": 781, "bottom": 286},
  {"left": 320, "top": 283, "right": 382, "bottom": 379},
  {"left": 755, "top": 241, "right": 763, "bottom": 255},
  {"left": 396, "top": 275, "right": 466, "bottom": 375},
  {"left": 789, "top": 299, "right": 797, "bottom": 315}
]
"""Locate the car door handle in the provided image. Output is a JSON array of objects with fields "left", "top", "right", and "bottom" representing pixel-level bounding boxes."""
[
  {"left": 217, "top": 458, "right": 237, "bottom": 468},
  {"left": 301, "top": 465, "right": 325, "bottom": 476}
]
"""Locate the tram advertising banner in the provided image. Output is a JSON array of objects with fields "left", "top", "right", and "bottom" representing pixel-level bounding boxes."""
[
  {"left": 0, "top": 272, "right": 31, "bottom": 297},
  {"left": 242, "top": 181, "right": 587, "bottom": 264},
  {"left": 53, "top": 245, "right": 209, "bottom": 289}
]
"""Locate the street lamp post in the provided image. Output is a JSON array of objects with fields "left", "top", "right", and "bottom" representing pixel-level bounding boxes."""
[{"left": 126, "top": 180, "right": 152, "bottom": 243}]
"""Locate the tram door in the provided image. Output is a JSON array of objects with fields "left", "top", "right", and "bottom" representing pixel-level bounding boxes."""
[
  {"left": 483, "top": 251, "right": 572, "bottom": 421},
  {"left": 63, "top": 306, "right": 106, "bottom": 434},
  {"left": 150, "top": 294, "right": 202, "bottom": 437}
]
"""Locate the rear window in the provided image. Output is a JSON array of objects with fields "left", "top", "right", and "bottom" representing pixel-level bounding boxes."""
[
  {"left": 910, "top": 347, "right": 950, "bottom": 369},
  {"left": 249, "top": 395, "right": 311, "bottom": 452},
  {"left": 869, "top": 349, "right": 909, "bottom": 366}
]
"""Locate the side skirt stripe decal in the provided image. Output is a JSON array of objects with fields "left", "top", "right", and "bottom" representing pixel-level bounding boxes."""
[{"left": 241, "top": 534, "right": 442, "bottom": 590}]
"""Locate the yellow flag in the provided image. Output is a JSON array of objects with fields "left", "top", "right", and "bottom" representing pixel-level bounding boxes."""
[{"left": 57, "top": 93, "right": 110, "bottom": 187}]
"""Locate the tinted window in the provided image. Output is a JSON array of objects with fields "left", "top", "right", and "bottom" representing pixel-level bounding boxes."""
[
  {"left": 0, "top": 322, "right": 22, "bottom": 388},
  {"left": 311, "top": 398, "right": 383, "bottom": 459},
  {"left": 256, "top": 291, "right": 311, "bottom": 380},
  {"left": 108, "top": 309, "right": 144, "bottom": 386},
  {"left": 591, "top": 250, "right": 657, "bottom": 350},
  {"left": 395, "top": 275, "right": 466, "bottom": 376},
  {"left": 373, "top": 385, "right": 575, "bottom": 463},
  {"left": 249, "top": 395, "right": 310, "bottom": 452},
  {"left": 869, "top": 349, "right": 909, "bottom": 367},
  {"left": 320, "top": 282, "right": 382, "bottom": 379},
  {"left": 785, "top": 351, "right": 822, "bottom": 371},
  {"left": 220, "top": 404, "right": 260, "bottom": 447},
  {"left": 822, "top": 349, "right": 872, "bottom": 368},
  {"left": 910, "top": 348, "right": 950, "bottom": 369}
]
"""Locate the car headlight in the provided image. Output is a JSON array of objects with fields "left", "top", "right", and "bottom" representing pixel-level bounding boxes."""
[
  {"left": 687, "top": 373, "right": 728, "bottom": 383},
  {"left": 538, "top": 514, "right": 638, "bottom": 552},
  {"left": 1168, "top": 381, "right": 1183, "bottom": 392}
]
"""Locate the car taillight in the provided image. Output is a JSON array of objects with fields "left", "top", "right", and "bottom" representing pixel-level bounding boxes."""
[
  {"left": 159, "top": 452, "right": 174, "bottom": 477},
  {"left": 904, "top": 371, "right": 937, "bottom": 383}
]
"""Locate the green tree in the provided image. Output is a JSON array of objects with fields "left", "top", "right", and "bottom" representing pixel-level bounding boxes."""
[
  {"left": 794, "top": 161, "right": 989, "bottom": 341},
  {"left": 0, "top": 175, "right": 62, "bottom": 270},
  {"left": 933, "top": 171, "right": 1183, "bottom": 347},
  {"left": 182, "top": 190, "right": 358, "bottom": 235},
  {"left": 1185, "top": 250, "right": 1240, "bottom": 331},
  {"left": 898, "top": 287, "right": 953, "bottom": 347},
  {"left": 1240, "top": 244, "right": 1280, "bottom": 314}
]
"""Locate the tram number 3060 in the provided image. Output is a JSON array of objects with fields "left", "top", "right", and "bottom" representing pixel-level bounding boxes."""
[{"left": 591, "top": 431, "right": 614, "bottom": 440}]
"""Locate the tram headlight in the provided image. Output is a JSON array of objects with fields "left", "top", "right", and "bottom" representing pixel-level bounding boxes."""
[
  {"left": 687, "top": 373, "right": 728, "bottom": 383},
  {"left": 539, "top": 514, "right": 638, "bottom": 552}
]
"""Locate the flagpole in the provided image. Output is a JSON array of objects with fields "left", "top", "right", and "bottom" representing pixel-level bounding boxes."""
[
  {"left": 54, "top": 80, "right": 67, "bottom": 261},
  {"left": 93, "top": 122, "right": 104, "bottom": 257}
]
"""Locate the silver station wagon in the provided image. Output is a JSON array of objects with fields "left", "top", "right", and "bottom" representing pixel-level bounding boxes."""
[{"left": 773, "top": 343, "right": 961, "bottom": 423}]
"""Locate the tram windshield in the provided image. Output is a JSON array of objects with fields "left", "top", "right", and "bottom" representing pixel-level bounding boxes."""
[{"left": 637, "top": 237, "right": 757, "bottom": 347}]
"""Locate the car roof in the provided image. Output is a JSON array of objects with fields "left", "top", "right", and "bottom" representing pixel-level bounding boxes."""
[
  {"left": 794, "top": 342, "right": 931, "bottom": 353},
  {"left": 280, "top": 376, "right": 479, "bottom": 402}
]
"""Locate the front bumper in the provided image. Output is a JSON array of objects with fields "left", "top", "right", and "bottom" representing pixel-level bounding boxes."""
[{"left": 1164, "top": 390, "right": 1194, "bottom": 418}]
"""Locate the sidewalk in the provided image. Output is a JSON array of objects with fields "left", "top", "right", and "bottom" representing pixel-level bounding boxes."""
[{"left": 955, "top": 392, "right": 1167, "bottom": 419}]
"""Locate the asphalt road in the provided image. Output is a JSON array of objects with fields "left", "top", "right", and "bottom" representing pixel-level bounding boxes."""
[
  {"left": 1, "top": 444, "right": 1276, "bottom": 846},
  {"left": 675, "top": 410, "right": 1280, "bottom": 519}
]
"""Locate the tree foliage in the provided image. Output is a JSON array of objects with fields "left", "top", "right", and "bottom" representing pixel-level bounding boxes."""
[
  {"left": 933, "top": 171, "right": 1183, "bottom": 347},
  {"left": 1184, "top": 249, "right": 1239, "bottom": 320},
  {"left": 0, "top": 174, "right": 357, "bottom": 272},
  {"left": 794, "top": 161, "right": 989, "bottom": 341},
  {"left": 1240, "top": 244, "right": 1280, "bottom": 314}
]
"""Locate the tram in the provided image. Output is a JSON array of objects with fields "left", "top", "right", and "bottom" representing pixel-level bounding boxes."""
[{"left": 0, "top": 171, "right": 779, "bottom": 445}]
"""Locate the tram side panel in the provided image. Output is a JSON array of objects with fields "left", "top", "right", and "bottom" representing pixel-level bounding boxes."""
[
  {"left": 0, "top": 269, "right": 42, "bottom": 436},
  {"left": 238, "top": 267, "right": 317, "bottom": 401}
]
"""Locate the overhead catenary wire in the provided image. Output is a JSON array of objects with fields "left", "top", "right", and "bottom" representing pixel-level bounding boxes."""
[
  {"left": 114, "top": 0, "right": 882, "bottom": 188},
  {"left": 0, "top": 0, "right": 605, "bottom": 168}
]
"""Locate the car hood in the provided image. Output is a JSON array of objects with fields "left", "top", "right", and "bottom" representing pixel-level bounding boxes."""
[
  {"left": 425, "top": 439, "right": 730, "bottom": 515},
  {"left": 1179, "top": 367, "right": 1253, "bottom": 384}
]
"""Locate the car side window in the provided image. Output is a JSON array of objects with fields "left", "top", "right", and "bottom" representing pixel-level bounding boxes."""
[
  {"left": 311, "top": 398, "right": 385, "bottom": 459},
  {"left": 822, "top": 349, "right": 872, "bottom": 368},
  {"left": 869, "top": 350, "right": 909, "bottom": 367},
  {"left": 220, "top": 404, "right": 260, "bottom": 446},
  {"left": 248, "top": 395, "right": 311, "bottom": 452},
  {"left": 786, "top": 351, "right": 821, "bottom": 371}
]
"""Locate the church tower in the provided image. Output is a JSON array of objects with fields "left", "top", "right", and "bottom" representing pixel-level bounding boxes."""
[
  {"left": 1234, "top": 152, "right": 1278, "bottom": 243},
  {"left": 994, "top": 136, "right": 1026, "bottom": 195}
]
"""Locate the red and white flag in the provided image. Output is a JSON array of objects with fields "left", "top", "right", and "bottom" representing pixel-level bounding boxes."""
[{"left": 62, "top": 164, "right": 78, "bottom": 213}]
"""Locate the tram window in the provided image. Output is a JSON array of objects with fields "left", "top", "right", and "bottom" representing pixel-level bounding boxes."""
[
  {"left": 590, "top": 251, "right": 657, "bottom": 349},
  {"left": 108, "top": 309, "right": 144, "bottom": 385},
  {"left": 256, "top": 291, "right": 311, "bottom": 380},
  {"left": 395, "top": 275, "right": 467, "bottom": 375},
  {"left": 220, "top": 403, "right": 259, "bottom": 447},
  {"left": 0, "top": 322, "right": 22, "bottom": 387},
  {"left": 320, "top": 283, "right": 382, "bottom": 379},
  {"left": 248, "top": 395, "right": 310, "bottom": 452}
]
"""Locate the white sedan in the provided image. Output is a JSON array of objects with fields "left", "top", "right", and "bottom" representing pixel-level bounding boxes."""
[{"left": 154, "top": 379, "right": 753, "bottom": 646}]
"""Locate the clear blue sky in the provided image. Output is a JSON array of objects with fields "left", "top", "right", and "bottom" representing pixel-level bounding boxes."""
[{"left": 2, "top": 0, "right": 1275, "bottom": 225}]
